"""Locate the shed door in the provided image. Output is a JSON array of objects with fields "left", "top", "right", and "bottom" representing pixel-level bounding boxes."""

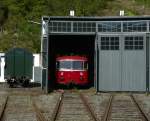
[
  {"left": 98, "top": 35, "right": 121, "bottom": 91},
  {"left": 122, "top": 35, "right": 146, "bottom": 91}
]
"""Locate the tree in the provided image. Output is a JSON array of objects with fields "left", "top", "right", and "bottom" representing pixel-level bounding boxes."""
[{"left": 0, "top": 1, "right": 8, "bottom": 27}]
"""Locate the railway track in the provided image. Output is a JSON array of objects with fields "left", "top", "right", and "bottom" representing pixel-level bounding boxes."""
[
  {"left": 0, "top": 96, "right": 8, "bottom": 121},
  {"left": 31, "top": 92, "right": 63, "bottom": 121},
  {"left": 0, "top": 93, "right": 62, "bottom": 121},
  {"left": 0, "top": 91, "right": 149, "bottom": 121},
  {"left": 134, "top": 94, "right": 150, "bottom": 119},
  {"left": 1, "top": 95, "right": 37, "bottom": 121},
  {"left": 32, "top": 100, "right": 46, "bottom": 121},
  {"left": 102, "top": 94, "right": 150, "bottom": 121},
  {"left": 83, "top": 93, "right": 111, "bottom": 121},
  {"left": 52, "top": 91, "right": 99, "bottom": 121},
  {"left": 33, "top": 92, "right": 150, "bottom": 121}
]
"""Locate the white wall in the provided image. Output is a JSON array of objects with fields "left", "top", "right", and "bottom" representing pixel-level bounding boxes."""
[
  {"left": 33, "top": 54, "right": 40, "bottom": 67},
  {"left": 0, "top": 53, "right": 5, "bottom": 82},
  {"left": 31, "top": 53, "right": 40, "bottom": 82}
]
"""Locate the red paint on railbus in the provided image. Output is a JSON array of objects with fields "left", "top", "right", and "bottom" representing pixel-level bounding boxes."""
[{"left": 56, "top": 56, "right": 89, "bottom": 85}]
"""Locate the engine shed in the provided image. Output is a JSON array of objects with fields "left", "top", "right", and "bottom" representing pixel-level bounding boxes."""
[{"left": 41, "top": 16, "right": 150, "bottom": 93}]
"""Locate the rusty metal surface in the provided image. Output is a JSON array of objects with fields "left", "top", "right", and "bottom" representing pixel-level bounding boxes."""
[
  {"left": 2, "top": 95, "right": 37, "bottom": 121},
  {"left": 51, "top": 92, "right": 64, "bottom": 121},
  {"left": 55, "top": 92, "right": 94, "bottom": 121},
  {"left": 102, "top": 95, "right": 113, "bottom": 121},
  {"left": 104, "top": 94, "right": 147, "bottom": 121},
  {"left": 131, "top": 94, "right": 150, "bottom": 121},
  {"left": 135, "top": 94, "right": 150, "bottom": 119},
  {"left": 83, "top": 93, "right": 111, "bottom": 121},
  {"left": 32, "top": 92, "right": 62, "bottom": 121},
  {"left": 0, "top": 83, "right": 149, "bottom": 121},
  {"left": 80, "top": 93, "right": 99, "bottom": 121},
  {"left": 0, "top": 96, "right": 8, "bottom": 121},
  {"left": 32, "top": 100, "right": 46, "bottom": 121}
]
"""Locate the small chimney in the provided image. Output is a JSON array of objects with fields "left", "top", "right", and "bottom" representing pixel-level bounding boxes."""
[
  {"left": 120, "top": 10, "right": 124, "bottom": 16},
  {"left": 70, "top": 10, "right": 75, "bottom": 16}
]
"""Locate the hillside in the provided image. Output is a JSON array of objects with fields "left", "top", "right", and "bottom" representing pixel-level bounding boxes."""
[{"left": 0, "top": 0, "right": 150, "bottom": 52}]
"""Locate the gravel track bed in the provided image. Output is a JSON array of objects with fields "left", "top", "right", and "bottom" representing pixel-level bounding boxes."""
[
  {"left": 0, "top": 83, "right": 149, "bottom": 121},
  {"left": 0, "top": 95, "right": 7, "bottom": 118},
  {"left": 134, "top": 94, "right": 150, "bottom": 118},
  {"left": 56, "top": 92, "right": 93, "bottom": 121},
  {"left": 33, "top": 92, "right": 62, "bottom": 121},
  {"left": 0, "top": 83, "right": 43, "bottom": 96},
  {"left": 109, "top": 95, "right": 144, "bottom": 121},
  {"left": 2, "top": 95, "right": 37, "bottom": 121},
  {"left": 84, "top": 93, "right": 110, "bottom": 120}
]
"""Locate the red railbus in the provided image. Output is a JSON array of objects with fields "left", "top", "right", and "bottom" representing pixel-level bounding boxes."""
[{"left": 56, "top": 56, "right": 89, "bottom": 85}]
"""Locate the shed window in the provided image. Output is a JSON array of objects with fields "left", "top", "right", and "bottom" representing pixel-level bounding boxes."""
[
  {"left": 73, "top": 22, "right": 96, "bottom": 32},
  {"left": 98, "top": 22, "right": 121, "bottom": 32},
  {"left": 124, "top": 36, "right": 144, "bottom": 50},
  {"left": 101, "top": 37, "right": 119, "bottom": 50},
  {"left": 49, "top": 21, "right": 71, "bottom": 32},
  {"left": 123, "top": 21, "right": 147, "bottom": 32}
]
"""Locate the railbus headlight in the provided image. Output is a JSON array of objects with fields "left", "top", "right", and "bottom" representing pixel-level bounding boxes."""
[
  {"left": 60, "top": 72, "right": 64, "bottom": 76},
  {"left": 80, "top": 72, "right": 83, "bottom": 76}
]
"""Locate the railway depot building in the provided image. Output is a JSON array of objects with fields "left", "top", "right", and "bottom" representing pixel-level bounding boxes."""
[{"left": 41, "top": 16, "right": 150, "bottom": 93}]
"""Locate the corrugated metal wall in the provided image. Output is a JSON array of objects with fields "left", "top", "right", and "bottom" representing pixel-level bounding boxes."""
[
  {"left": 122, "top": 35, "right": 146, "bottom": 91},
  {"left": 97, "top": 35, "right": 121, "bottom": 91},
  {"left": 96, "top": 34, "right": 146, "bottom": 91},
  {"left": 41, "top": 17, "right": 49, "bottom": 92},
  {"left": 41, "top": 17, "right": 150, "bottom": 93}
]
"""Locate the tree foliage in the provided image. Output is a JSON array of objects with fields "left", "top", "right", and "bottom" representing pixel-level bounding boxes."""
[
  {"left": 0, "top": 1, "right": 8, "bottom": 26},
  {"left": 0, "top": 0, "right": 149, "bottom": 52}
]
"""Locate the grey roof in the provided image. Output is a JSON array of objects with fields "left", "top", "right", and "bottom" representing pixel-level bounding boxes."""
[{"left": 42, "top": 16, "right": 150, "bottom": 21}]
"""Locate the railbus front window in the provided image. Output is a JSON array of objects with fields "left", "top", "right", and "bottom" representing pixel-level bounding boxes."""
[
  {"left": 72, "top": 61, "right": 83, "bottom": 70},
  {"left": 56, "top": 61, "right": 72, "bottom": 70}
]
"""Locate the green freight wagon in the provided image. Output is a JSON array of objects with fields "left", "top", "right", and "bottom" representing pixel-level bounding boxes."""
[{"left": 5, "top": 48, "right": 33, "bottom": 87}]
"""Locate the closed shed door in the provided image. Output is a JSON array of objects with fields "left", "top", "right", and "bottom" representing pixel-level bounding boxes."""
[
  {"left": 97, "top": 34, "right": 146, "bottom": 91},
  {"left": 98, "top": 35, "right": 121, "bottom": 91},
  {"left": 122, "top": 36, "right": 146, "bottom": 91}
]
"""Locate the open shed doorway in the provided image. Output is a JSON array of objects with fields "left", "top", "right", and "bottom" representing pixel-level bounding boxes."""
[{"left": 48, "top": 34, "right": 95, "bottom": 88}]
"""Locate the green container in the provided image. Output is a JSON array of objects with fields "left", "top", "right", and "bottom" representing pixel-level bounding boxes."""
[{"left": 5, "top": 48, "right": 33, "bottom": 79}]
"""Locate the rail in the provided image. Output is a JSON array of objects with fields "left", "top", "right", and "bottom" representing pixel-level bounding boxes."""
[
  {"left": 131, "top": 94, "right": 150, "bottom": 121},
  {"left": 32, "top": 98, "right": 47, "bottom": 121},
  {"left": 51, "top": 92, "right": 64, "bottom": 121},
  {"left": 102, "top": 95, "right": 113, "bottom": 121},
  {"left": 0, "top": 96, "right": 8, "bottom": 121},
  {"left": 80, "top": 93, "right": 99, "bottom": 121}
]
